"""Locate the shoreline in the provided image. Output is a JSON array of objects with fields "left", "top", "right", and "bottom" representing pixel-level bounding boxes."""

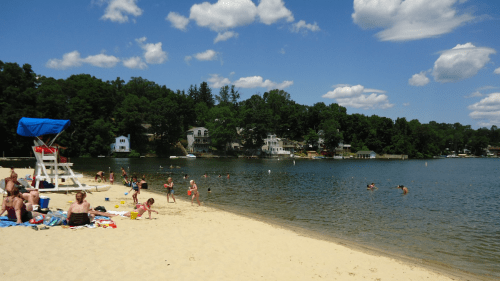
[{"left": 0, "top": 168, "right": 492, "bottom": 280}]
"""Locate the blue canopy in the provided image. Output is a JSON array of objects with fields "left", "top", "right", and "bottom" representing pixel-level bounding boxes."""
[{"left": 17, "top": 117, "right": 71, "bottom": 137}]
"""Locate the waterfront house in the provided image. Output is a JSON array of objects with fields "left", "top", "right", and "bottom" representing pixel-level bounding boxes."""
[
  {"left": 356, "top": 150, "right": 376, "bottom": 159},
  {"left": 186, "top": 127, "right": 211, "bottom": 153},
  {"left": 262, "top": 133, "right": 290, "bottom": 156},
  {"left": 111, "top": 135, "right": 131, "bottom": 153}
]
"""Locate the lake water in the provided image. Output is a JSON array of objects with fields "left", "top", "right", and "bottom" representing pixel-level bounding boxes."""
[{"left": 4, "top": 157, "right": 499, "bottom": 278}]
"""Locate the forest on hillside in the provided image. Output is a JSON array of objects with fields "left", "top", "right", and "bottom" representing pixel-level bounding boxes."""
[{"left": 1, "top": 60, "right": 499, "bottom": 158}]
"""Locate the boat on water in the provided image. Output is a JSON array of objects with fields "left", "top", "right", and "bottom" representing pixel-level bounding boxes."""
[
  {"left": 186, "top": 154, "right": 196, "bottom": 158},
  {"left": 313, "top": 156, "right": 325, "bottom": 159}
]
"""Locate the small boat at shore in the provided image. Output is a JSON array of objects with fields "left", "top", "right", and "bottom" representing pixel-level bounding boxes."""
[{"left": 186, "top": 154, "right": 196, "bottom": 158}]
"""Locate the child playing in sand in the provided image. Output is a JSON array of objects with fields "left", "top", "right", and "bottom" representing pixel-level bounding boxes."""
[
  {"left": 164, "top": 177, "right": 176, "bottom": 203},
  {"left": 124, "top": 198, "right": 158, "bottom": 219},
  {"left": 189, "top": 180, "right": 201, "bottom": 206},
  {"left": 127, "top": 176, "right": 140, "bottom": 204}
]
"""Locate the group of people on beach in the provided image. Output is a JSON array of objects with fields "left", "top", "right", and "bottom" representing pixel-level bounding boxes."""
[{"left": 1, "top": 168, "right": 41, "bottom": 224}]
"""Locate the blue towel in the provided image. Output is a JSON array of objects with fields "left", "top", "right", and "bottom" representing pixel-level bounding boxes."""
[
  {"left": 0, "top": 216, "right": 36, "bottom": 228},
  {"left": 94, "top": 215, "right": 111, "bottom": 220}
]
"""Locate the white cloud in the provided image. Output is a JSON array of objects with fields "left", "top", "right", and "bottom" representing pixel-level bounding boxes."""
[
  {"left": 46, "top": 51, "right": 83, "bottom": 70},
  {"left": 403, "top": 102, "right": 410, "bottom": 106},
  {"left": 433, "top": 43, "right": 496, "bottom": 83},
  {"left": 464, "top": 91, "right": 483, "bottom": 98},
  {"left": 46, "top": 51, "right": 119, "bottom": 69},
  {"left": 291, "top": 20, "right": 320, "bottom": 33},
  {"left": 101, "top": 0, "right": 142, "bottom": 23},
  {"left": 322, "top": 84, "right": 394, "bottom": 109},
  {"left": 208, "top": 74, "right": 232, "bottom": 88},
  {"left": 207, "top": 74, "right": 293, "bottom": 90},
  {"left": 257, "top": 0, "right": 294, "bottom": 25},
  {"left": 194, "top": 49, "right": 218, "bottom": 61},
  {"left": 468, "top": 93, "right": 500, "bottom": 126},
  {"left": 184, "top": 56, "right": 192, "bottom": 65},
  {"left": 279, "top": 48, "right": 285, "bottom": 55},
  {"left": 135, "top": 37, "right": 168, "bottom": 64},
  {"left": 83, "top": 54, "right": 120, "bottom": 68},
  {"left": 234, "top": 76, "right": 293, "bottom": 90},
  {"left": 352, "top": 0, "right": 473, "bottom": 41},
  {"left": 495, "top": 67, "right": 500, "bottom": 74},
  {"left": 123, "top": 56, "right": 147, "bottom": 69},
  {"left": 166, "top": 12, "right": 189, "bottom": 31},
  {"left": 409, "top": 71, "right": 430, "bottom": 86},
  {"left": 189, "top": 0, "right": 258, "bottom": 31},
  {"left": 187, "top": 0, "right": 293, "bottom": 32},
  {"left": 214, "top": 31, "right": 238, "bottom": 43}
]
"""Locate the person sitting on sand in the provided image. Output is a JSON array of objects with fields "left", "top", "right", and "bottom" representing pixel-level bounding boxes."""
[
  {"left": 5, "top": 173, "right": 39, "bottom": 208},
  {"left": 123, "top": 198, "right": 158, "bottom": 219},
  {"left": 67, "top": 192, "right": 116, "bottom": 226},
  {"left": 67, "top": 192, "right": 92, "bottom": 226},
  {"left": 397, "top": 185, "right": 408, "bottom": 194},
  {"left": 189, "top": 180, "right": 201, "bottom": 206},
  {"left": 127, "top": 176, "right": 140, "bottom": 204},
  {"left": 0, "top": 186, "right": 33, "bottom": 223},
  {"left": 164, "top": 177, "right": 176, "bottom": 203}
]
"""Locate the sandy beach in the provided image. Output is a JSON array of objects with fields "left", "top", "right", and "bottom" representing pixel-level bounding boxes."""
[{"left": 0, "top": 168, "right": 483, "bottom": 281}]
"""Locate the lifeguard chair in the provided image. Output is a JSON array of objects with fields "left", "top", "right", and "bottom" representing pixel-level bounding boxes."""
[{"left": 17, "top": 117, "right": 89, "bottom": 192}]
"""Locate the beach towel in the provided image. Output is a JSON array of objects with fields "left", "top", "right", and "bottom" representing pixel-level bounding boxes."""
[{"left": 0, "top": 216, "right": 36, "bottom": 228}]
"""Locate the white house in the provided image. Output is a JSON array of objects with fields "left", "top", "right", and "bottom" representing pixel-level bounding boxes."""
[
  {"left": 262, "top": 133, "right": 290, "bottom": 156},
  {"left": 186, "top": 127, "right": 211, "bottom": 153},
  {"left": 111, "top": 135, "right": 131, "bottom": 153}
]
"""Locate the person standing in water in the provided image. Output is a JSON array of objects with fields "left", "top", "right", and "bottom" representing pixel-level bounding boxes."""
[
  {"left": 398, "top": 185, "right": 408, "bottom": 194},
  {"left": 189, "top": 180, "right": 201, "bottom": 206},
  {"left": 164, "top": 177, "right": 176, "bottom": 203}
]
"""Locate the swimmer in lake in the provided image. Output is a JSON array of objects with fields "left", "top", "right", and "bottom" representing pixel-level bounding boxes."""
[{"left": 397, "top": 185, "right": 408, "bottom": 194}]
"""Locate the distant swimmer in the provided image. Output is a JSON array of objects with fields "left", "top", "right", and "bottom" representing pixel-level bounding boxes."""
[
  {"left": 397, "top": 185, "right": 408, "bottom": 194},
  {"left": 367, "top": 182, "right": 377, "bottom": 190}
]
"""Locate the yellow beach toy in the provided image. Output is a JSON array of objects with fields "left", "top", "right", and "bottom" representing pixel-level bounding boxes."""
[
  {"left": 130, "top": 211, "right": 138, "bottom": 220},
  {"left": 114, "top": 205, "right": 119, "bottom": 208}
]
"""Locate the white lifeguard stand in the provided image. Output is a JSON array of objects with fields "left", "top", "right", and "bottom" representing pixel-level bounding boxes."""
[
  {"left": 17, "top": 117, "right": 90, "bottom": 192},
  {"left": 31, "top": 145, "right": 87, "bottom": 191}
]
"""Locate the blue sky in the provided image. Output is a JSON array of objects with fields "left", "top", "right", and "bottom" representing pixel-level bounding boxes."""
[{"left": 1, "top": 0, "right": 500, "bottom": 128}]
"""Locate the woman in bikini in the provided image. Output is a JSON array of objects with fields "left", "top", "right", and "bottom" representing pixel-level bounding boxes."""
[
  {"left": 124, "top": 198, "right": 158, "bottom": 219},
  {"left": 164, "top": 177, "right": 176, "bottom": 203},
  {"left": 0, "top": 186, "right": 33, "bottom": 224},
  {"left": 189, "top": 180, "right": 201, "bottom": 206}
]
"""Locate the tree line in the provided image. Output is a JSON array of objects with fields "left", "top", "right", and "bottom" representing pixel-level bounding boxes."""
[{"left": 1, "top": 60, "right": 499, "bottom": 158}]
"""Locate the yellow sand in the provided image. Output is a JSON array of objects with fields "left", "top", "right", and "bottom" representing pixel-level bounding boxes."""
[{"left": 0, "top": 168, "right": 477, "bottom": 281}]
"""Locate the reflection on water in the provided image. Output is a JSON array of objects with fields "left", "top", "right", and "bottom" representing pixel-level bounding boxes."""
[{"left": 4, "top": 157, "right": 499, "bottom": 278}]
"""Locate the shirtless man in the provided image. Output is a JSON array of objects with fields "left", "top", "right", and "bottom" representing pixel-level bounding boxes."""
[{"left": 95, "top": 171, "right": 106, "bottom": 182}]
